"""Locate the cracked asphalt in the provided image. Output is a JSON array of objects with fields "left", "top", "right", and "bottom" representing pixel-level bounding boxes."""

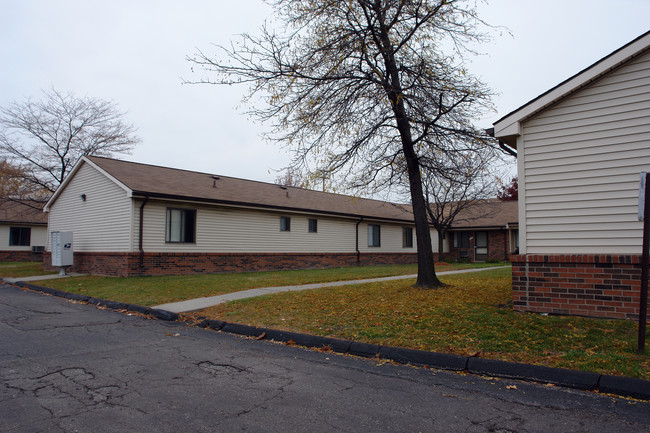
[{"left": 1, "top": 283, "right": 649, "bottom": 433}]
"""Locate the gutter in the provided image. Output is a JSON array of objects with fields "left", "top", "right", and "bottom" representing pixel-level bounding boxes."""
[
  {"left": 139, "top": 196, "right": 149, "bottom": 267},
  {"left": 355, "top": 218, "right": 364, "bottom": 263},
  {"left": 485, "top": 127, "right": 517, "bottom": 157}
]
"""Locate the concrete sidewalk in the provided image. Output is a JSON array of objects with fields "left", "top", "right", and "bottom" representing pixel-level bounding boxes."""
[{"left": 154, "top": 266, "right": 508, "bottom": 313}]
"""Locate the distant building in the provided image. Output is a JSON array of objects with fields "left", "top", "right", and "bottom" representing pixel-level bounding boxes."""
[
  {"left": 446, "top": 199, "right": 518, "bottom": 262},
  {"left": 0, "top": 199, "right": 48, "bottom": 261}
]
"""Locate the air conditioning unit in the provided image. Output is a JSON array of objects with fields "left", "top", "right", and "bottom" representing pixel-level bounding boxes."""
[
  {"left": 32, "top": 246, "right": 45, "bottom": 253},
  {"left": 458, "top": 250, "right": 469, "bottom": 258}
]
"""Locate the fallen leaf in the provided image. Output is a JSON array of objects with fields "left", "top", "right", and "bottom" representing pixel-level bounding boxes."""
[
  {"left": 256, "top": 332, "right": 266, "bottom": 340},
  {"left": 506, "top": 385, "right": 517, "bottom": 390}
]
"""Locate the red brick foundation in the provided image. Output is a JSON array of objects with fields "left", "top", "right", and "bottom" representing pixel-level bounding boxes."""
[
  {"left": 43, "top": 251, "right": 426, "bottom": 277},
  {"left": 0, "top": 250, "right": 44, "bottom": 262},
  {"left": 511, "top": 254, "right": 646, "bottom": 320}
]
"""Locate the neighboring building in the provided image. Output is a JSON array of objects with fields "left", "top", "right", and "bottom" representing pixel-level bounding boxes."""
[
  {"left": 446, "top": 199, "right": 518, "bottom": 262},
  {"left": 44, "top": 156, "right": 451, "bottom": 276},
  {"left": 0, "top": 199, "right": 48, "bottom": 261},
  {"left": 493, "top": 30, "right": 650, "bottom": 319}
]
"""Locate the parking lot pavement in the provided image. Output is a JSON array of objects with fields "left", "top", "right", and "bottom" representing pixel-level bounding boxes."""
[{"left": 2, "top": 283, "right": 649, "bottom": 433}]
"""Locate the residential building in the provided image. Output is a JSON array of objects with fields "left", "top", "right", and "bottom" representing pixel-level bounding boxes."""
[
  {"left": 0, "top": 199, "right": 48, "bottom": 261},
  {"left": 493, "top": 30, "right": 650, "bottom": 319}
]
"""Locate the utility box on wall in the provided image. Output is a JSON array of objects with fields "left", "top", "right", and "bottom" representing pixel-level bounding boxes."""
[{"left": 51, "top": 231, "right": 73, "bottom": 267}]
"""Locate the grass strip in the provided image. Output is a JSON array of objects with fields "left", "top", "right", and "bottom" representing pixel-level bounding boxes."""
[
  {"left": 31, "top": 262, "right": 504, "bottom": 307},
  {"left": 0, "top": 262, "right": 57, "bottom": 278},
  {"left": 192, "top": 268, "right": 649, "bottom": 380}
]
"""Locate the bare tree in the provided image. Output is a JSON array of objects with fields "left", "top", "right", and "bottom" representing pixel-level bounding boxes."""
[
  {"left": 188, "top": 0, "right": 497, "bottom": 288},
  {"left": 0, "top": 88, "right": 140, "bottom": 196},
  {"left": 421, "top": 146, "right": 501, "bottom": 261}
]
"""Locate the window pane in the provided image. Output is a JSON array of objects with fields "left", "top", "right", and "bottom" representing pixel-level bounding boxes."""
[
  {"left": 402, "top": 227, "right": 413, "bottom": 248},
  {"left": 184, "top": 210, "right": 196, "bottom": 243},
  {"left": 9, "top": 227, "right": 30, "bottom": 246},
  {"left": 454, "top": 232, "right": 470, "bottom": 248},
  {"left": 280, "top": 216, "right": 291, "bottom": 231},
  {"left": 170, "top": 209, "right": 182, "bottom": 242},
  {"left": 368, "top": 224, "right": 380, "bottom": 247},
  {"left": 308, "top": 219, "right": 317, "bottom": 233},
  {"left": 166, "top": 208, "right": 196, "bottom": 243}
]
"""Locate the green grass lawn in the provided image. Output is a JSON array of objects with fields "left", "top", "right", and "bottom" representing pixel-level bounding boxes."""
[
  {"left": 0, "top": 262, "right": 56, "bottom": 278},
  {"left": 192, "top": 268, "right": 650, "bottom": 380},
  {"left": 35, "top": 262, "right": 504, "bottom": 307}
]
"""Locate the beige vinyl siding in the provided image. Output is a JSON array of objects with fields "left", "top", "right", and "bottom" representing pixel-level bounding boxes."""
[
  {"left": 0, "top": 225, "right": 47, "bottom": 251},
  {"left": 134, "top": 200, "right": 425, "bottom": 254},
  {"left": 521, "top": 49, "right": 650, "bottom": 254},
  {"left": 48, "top": 162, "right": 132, "bottom": 252}
]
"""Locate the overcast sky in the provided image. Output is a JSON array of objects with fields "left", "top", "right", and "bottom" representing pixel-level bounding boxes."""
[{"left": 2, "top": 0, "right": 649, "bottom": 186}]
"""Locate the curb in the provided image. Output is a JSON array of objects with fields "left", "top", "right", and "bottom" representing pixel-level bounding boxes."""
[
  {"left": 212, "top": 322, "right": 650, "bottom": 400},
  {"left": 8, "top": 280, "right": 179, "bottom": 322},
  {"left": 5, "top": 279, "right": 649, "bottom": 401}
]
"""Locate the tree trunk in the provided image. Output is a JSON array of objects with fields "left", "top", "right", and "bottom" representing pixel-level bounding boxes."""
[
  {"left": 403, "top": 142, "right": 443, "bottom": 288},
  {"left": 376, "top": 15, "right": 442, "bottom": 289}
]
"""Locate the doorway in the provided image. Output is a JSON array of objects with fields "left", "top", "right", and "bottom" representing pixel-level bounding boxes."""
[{"left": 474, "top": 231, "right": 488, "bottom": 261}]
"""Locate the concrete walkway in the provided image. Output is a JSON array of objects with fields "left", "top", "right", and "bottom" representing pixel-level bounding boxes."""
[{"left": 154, "top": 266, "right": 508, "bottom": 313}]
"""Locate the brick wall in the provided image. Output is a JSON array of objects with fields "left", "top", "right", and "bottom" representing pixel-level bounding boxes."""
[
  {"left": 0, "top": 250, "right": 44, "bottom": 262},
  {"left": 511, "top": 254, "right": 646, "bottom": 320},
  {"left": 447, "top": 229, "right": 511, "bottom": 262},
  {"left": 488, "top": 231, "right": 508, "bottom": 261},
  {"left": 43, "top": 251, "right": 427, "bottom": 277}
]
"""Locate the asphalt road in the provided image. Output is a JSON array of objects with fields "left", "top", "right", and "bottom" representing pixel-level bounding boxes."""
[{"left": 1, "top": 283, "right": 649, "bottom": 433}]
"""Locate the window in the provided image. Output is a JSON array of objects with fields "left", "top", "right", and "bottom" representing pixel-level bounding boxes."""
[
  {"left": 308, "top": 218, "right": 318, "bottom": 233},
  {"left": 9, "top": 227, "right": 30, "bottom": 246},
  {"left": 402, "top": 227, "right": 413, "bottom": 248},
  {"left": 512, "top": 229, "right": 519, "bottom": 252},
  {"left": 368, "top": 224, "right": 381, "bottom": 247},
  {"left": 280, "top": 216, "right": 291, "bottom": 232},
  {"left": 453, "top": 231, "right": 471, "bottom": 248},
  {"left": 165, "top": 208, "right": 196, "bottom": 243}
]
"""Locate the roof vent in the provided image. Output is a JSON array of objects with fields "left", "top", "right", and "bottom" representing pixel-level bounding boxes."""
[
  {"left": 279, "top": 185, "right": 287, "bottom": 190},
  {"left": 212, "top": 175, "right": 220, "bottom": 188}
]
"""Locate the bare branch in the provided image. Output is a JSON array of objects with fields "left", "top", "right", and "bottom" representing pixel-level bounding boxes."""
[{"left": 0, "top": 88, "right": 140, "bottom": 198}]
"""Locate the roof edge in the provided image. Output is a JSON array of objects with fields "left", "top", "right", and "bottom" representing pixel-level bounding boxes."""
[
  {"left": 130, "top": 191, "right": 415, "bottom": 224},
  {"left": 493, "top": 30, "right": 650, "bottom": 139}
]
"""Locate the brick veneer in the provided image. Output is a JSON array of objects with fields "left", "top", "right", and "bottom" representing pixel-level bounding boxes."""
[
  {"left": 0, "top": 250, "right": 43, "bottom": 262},
  {"left": 511, "top": 254, "right": 647, "bottom": 320},
  {"left": 42, "top": 251, "right": 430, "bottom": 277},
  {"left": 447, "top": 229, "right": 512, "bottom": 262}
]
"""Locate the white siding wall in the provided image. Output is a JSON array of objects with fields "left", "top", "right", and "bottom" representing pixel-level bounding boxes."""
[
  {"left": 520, "top": 49, "right": 650, "bottom": 254},
  {"left": 134, "top": 200, "right": 426, "bottom": 254},
  {"left": 47, "top": 162, "right": 133, "bottom": 252},
  {"left": 0, "top": 225, "right": 47, "bottom": 251}
]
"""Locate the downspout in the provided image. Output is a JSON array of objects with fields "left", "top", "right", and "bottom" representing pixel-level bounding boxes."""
[
  {"left": 355, "top": 218, "right": 364, "bottom": 264},
  {"left": 139, "top": 196, "right": 149, "bottom": 268}
]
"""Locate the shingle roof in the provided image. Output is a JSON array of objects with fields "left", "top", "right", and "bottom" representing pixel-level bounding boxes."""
[
  {"left": 86, "top": 156, "right": 415, "bottom": 222},
  {"left": 449, "top": 199, "right": 518, "bottom": 229},
  {"left": 0, "top": 200, "right": 48, "bottom": 225}
]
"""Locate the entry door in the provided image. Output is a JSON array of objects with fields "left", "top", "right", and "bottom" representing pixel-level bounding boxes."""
[{"left": 474, "top": 231, "right": 488, "bottom": 261}]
